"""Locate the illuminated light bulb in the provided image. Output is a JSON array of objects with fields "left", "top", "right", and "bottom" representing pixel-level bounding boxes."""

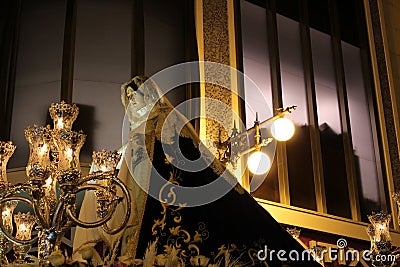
[
  {"left": 247, "top": 151, "right": 271, "bottom": 175},
  {"left": 271, "top": 117, "right": 295, "bottom": 141}
]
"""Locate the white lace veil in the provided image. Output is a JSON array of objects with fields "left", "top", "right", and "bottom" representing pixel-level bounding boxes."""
[{"left": 120, "top": 76, "right": 199, "bottom": 145}]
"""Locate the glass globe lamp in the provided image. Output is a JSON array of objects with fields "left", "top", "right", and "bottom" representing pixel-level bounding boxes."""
[
  {"left": 247, "top": 151, "right": 271, "bottom": 175},
  {"left": 271, "top": 117, "right": 295, "bottom": 141}
]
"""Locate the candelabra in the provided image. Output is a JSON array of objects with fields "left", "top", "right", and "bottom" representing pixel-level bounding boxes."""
[
  {"left": 366, "top": 211, "right": 400, "bottom": 267},
  {"left": 0, "top": 102, "right": 131, "bottom": 266}
]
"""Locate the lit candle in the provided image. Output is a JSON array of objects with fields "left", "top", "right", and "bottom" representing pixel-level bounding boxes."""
[
  {"left": 100, "top": 166, "right": 108, "bottom": 172},
  {"left": 49, "top": 101, "right": 79, "bottom": 131},
  {"left": 25, "top": 125, "right": 52, "bottom": 180},
  {"left": 368, "top": 212, "right": 391, "bottom": 243},
  {"left": 53, "top": 129, "right": 86, "bottom": 184},
  {"left": 2, "top": 209, "right": 9, "bottom": 217},
  {"left": 14, "top": 212, "right": 36, "bottom": 241},
  {"left": 67, "top": 148, "right": 73, "bottom": 161},
  {"left": 1, "top": 201, "right": 17, "bottom": 233},
  {"left": 19, "top": 224, "right": 27, "bottom": 233},
  {"left": 39, "top": 143, "right": 48, "bottom": 157},
  {"left": 57, "top": 118, "right": 64, "bottom": 129},
  {"left": 43, "top": 176, "right": 54, "bottom": 197},
  {"left": 92, "top": 150, "right": 121, "bottom": 173},
  {"left": 45, "top": 176, "right": 53, "bottom": 186},
  {"left": 2, "top": 209, "right": 10, "bottom": 229}
]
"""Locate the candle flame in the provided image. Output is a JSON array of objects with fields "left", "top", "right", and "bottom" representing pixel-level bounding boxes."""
[
  {"left": 39, "top": 143, "right": 48, "bottom": 156},
  {"left": 67, "top": 148, "right": 73, "bottom": 161},
  {"left": 100, "top": 166, "right": 108, "bottom": 172},
  {"left": 2, "top": 209, "right": 10, "bottom": 217},
  {"left": 19, "top": 224, "right": 27, "bottom": 232},
  {"left": 378, "top": 224, "right": 386, "bottom": 230},
  {"left": 45, "top": 176, "right": 52, "bottom": 186},
  {"left": 57, "top": 118, "right": 64, "bottom": 129}
]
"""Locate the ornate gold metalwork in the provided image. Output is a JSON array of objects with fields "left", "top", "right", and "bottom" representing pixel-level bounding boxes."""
[
  {"left": 217, "top": 106, "right": 296, "bottom": 168},
  {"left": 0, "top": 102, "right": 131, "bottom": 266},
  {"left": 0, "top": 141, "right": 15, "bottom": 184}
]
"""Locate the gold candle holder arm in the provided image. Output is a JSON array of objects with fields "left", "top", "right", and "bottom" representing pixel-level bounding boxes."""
[
  {"left": 65, "top": 176, "right": 131, "bottom": 231},
  {"left": 65, "top": 185, "right": 117, "bottom": 228},
  {"left": 101, "top": 176, "right": 132, "bottom": 235},
  {"left": 3, "top": 183, "right": 51, "bottom": 231}
]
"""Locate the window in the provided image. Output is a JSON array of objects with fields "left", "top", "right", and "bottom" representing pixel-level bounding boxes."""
[{"left": 240, "top": 0, "right": 385, "bottom": 221}]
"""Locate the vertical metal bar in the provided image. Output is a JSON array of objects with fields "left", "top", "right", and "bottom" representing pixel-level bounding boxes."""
[
  {"left": 328, "top": 0, "right": 361, "bottom": 221},
  {"left": 131, "top": 0, "right": 144, "bottom": 77},
  {"left": 184, "top": 0, "right": 200, "bottom": 133},
  {"left": 265, "top": 0, "right": 290, "bottom": 205},
  {"left": 233, "top": 0, "right": 246, "bottom": 126},
  {"left": 0, "top": 0, "right": 22, "bottom": 141},
  {"left": 233, "top": 0, "right": 250, "bottom": 191},
  {"left": 61, "top": 0, "right": 77, "bottom": 103},
  {"left": 299, "top": 0, "right": 327, "bottom": 213}
]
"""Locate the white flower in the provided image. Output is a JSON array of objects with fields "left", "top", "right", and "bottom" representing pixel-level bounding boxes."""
[
  {"left": 79, "top": 245, "right": 94, "bottom": 261},
  {"left": 48, "top": 250, "right": 65, "bottom": 267}
]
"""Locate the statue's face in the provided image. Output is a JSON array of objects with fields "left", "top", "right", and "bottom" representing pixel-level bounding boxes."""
[{"left": 126, "top": 86, "right": 145, "bottom": 109}]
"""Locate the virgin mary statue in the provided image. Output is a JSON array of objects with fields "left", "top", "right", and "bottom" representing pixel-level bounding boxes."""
[{"left": 73, "top": 76, "right": 320, "bottom": 267}]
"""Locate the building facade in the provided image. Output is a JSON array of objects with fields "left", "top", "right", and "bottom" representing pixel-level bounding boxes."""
[{"left": 1, "top": 0, "right": 400, "bottom": 265}]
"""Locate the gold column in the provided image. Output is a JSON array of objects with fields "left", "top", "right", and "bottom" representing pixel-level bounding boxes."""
[
  {"left": 195, "top": 0, "right": 246, "bottom": 187},
  {"left": 364, "top": 0, "right": 400, "bottom": 229},
  {"left": 200, "top": 0, "right": 231, "bottom": 141}
]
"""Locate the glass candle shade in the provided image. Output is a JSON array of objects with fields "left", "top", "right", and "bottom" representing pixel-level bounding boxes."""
[
  {"left": 92, "top": 150, "right": 121, "bottom": 173},
  {"left": 53, "top": 129, "right": 86, "bottom": 184},
  {"left": 49, "top": 101, "right": 79, "bottom": 131},
  {"left": 1, "top": 200, "right": 17, "bottom": 234},
  {"left": 14, "top": 212, "right": 36, "bottom": 241},
  {"left": 368, "top": 212, "right": 391, "bottom": 243},
  {"left": 13, "top": 212, "right": 35, "bottom": 264},
  {"left": 25, "top": 125, "right": 52, "bottom": 180},
  {"left": 92, "top": 150, "right": 120, "bottom": 218},
  {"left": 0, "top": 141, "right": 16, "bottom": 183}
]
